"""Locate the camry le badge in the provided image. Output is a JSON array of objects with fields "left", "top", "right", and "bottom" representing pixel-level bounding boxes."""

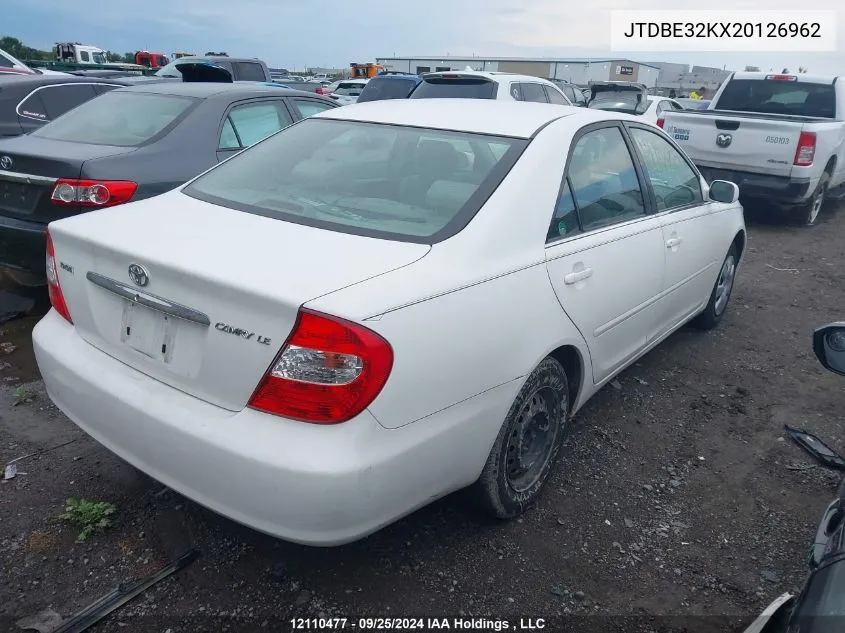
[
  {"left": 716, "top": 133, "right": 733, "bottom": 148},
  {"left": 0, "top": 155, "right": 12, "bottom": 170},
  {"left": 128, "top": 263, "right": 150, "bottom": 287}
]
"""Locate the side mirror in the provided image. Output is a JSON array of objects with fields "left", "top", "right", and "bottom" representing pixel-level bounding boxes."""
[
  {"left": 813, "top": 322, "right": 845, "bottom": 376},
  {"left": 709, "top": 179, "right": 739, "bottom": 204}
]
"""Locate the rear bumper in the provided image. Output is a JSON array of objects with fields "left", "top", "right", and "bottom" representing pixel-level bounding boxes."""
[
  {"left": 697, "top": 166, "right": 814, "bottom": 206},
  {"left": 33, "top": 310, "right": 515, "bottom": 546},
  {"left": 0, "top": 215, "right": 46, "bottom": 278}
]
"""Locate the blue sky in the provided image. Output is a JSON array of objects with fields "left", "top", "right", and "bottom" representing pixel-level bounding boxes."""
[{"left": 5, "top": 0, "right": 842, "bottom": 73}]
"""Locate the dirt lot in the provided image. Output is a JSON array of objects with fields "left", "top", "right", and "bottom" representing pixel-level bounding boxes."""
[{"left": 2, "top": 206, "right": 845, "bottom": 633}]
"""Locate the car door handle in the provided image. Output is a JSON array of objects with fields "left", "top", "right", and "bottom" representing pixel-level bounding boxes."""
[
  {"left": 564, "top": 268, "right": 593, "bottom": 285},
  {"left": 665, "top": 237, "right": 682, "bottom": 248}
]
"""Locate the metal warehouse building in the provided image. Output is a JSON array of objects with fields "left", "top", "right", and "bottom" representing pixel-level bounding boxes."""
[{"left": 375, "top": 56, "right": 659, "bottom": 88}]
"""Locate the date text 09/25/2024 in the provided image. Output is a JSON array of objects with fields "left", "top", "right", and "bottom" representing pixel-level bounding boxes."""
[{"left": 290, "top": 618, "right": 547, "bottom": 631}]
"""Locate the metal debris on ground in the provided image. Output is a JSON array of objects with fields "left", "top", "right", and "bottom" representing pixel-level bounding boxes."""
[
  {"left": 3, "top": 462, "right": 18, "bottom": 481},
  {"left": 51, "top": 549, "right": 199, "bottom": 633},
  {"left": 3, "top": 438, "right": 82, "bottom": 479},
  {"left": 784, "top": 425, "right": 845, "bottom": 470},
  {"left": 1, "top": 341, "right": 17, "bottom": 354}
]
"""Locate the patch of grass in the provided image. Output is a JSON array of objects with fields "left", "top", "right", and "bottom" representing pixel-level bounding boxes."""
[
  {"left": 13, "top": 385, "right": 35, "bottom": 406},
  {"left": 59, "top": 498, "right": 117, "bottom": 542}
]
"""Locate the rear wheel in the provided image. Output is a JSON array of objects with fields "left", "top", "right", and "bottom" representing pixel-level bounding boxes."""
[
  {"left": 803, "top": 172, "right": 830, "bottom": 227},
  {"left": 473, "top": 357, "right": 569, "bottom": 519},
  {"left": 692, "top": 243, "right": 738, "bottom": 331}
]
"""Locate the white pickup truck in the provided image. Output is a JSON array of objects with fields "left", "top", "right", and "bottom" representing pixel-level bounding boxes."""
[{"left": 660, "top": 72, "right": 845, "bottom": 226}]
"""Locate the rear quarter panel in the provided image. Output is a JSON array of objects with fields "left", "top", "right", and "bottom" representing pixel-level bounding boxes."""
[{"left": 307, "top": 116, "right": 593, "bottom": 429}]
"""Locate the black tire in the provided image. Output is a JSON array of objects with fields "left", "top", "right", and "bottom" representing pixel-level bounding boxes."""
[
  {"left": 692, "top": 242, "right": 739, "bottom": 331},
  {"left": 473, "top": 357, "right": 569, "bottom": 519},
  {"left": 802, "top": 172, "right": 829, "bottom": 227}
]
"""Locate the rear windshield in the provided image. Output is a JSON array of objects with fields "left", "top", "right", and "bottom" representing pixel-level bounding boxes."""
[
  {"left": 32, "top": 91, "right": 196, "bottom": 146},
  {"left": 410, "top": 77, "right": 497, "bottom": 99},
  {"left": 334, "top": 82, "right": 365, "bottom": 96},
  {"left": 183, "top": 118, "right": 527, "bottom": 243},
  {"left": 715, "top": 79, "right": 836, "bottom": 117},
  {"left": 589, "top": 97, "right": 649, "bottom": 115},
  {"left": 357, "top": 77, "right": 419, "bottom": 102}
]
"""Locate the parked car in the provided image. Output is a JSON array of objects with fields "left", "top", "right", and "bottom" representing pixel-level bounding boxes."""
[
  {"left": 660, "top": 72, "right": 845, "bottom": 226},
  {"left": 328, "top": 79, "right": 368, "bottom": 105},
  {"left": 155, "top": 56, "right": 272, "bottom": 82},
  {"left": 0, "top": 74, "right": 154, "bottom": 138},
  {"left": 315, "top": 80, "right": 339, "bottom": 95},
  {"left": 33, "top": 99, "right": 745, "bottom": 546},
  {"left": 410, "top": 70, "right": 573, "bottom": 105},
  {"left": 356, "top": 72, "right": 421, "bottom": 103},
  {"left": 0, "top": 82, "right": 337, "bottom": 287},
  {"left": 553, "top": 80, "right": 588, "bottom": 106},
  {"left": 586, "top": 81, "right": 683, "bottom": 127}
]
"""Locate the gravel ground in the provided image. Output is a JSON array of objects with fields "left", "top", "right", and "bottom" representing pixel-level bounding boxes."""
[{"left": 2, "top": 204, "right": 845, "bottom": 633}]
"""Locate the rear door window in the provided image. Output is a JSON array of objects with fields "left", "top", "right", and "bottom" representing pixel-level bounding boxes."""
[
  {"left": 80, "top": 51, "right": 90, "bottom": 62},
  {"left": 32, "top": 91, "right": 197, "bottom": 146},
  {"left": 222, "top": 101, "right": 293, "bottom": 148},
  {"left": 545, "top": 85, "right": 569, "bottom": 105},
  {"left": 39, "top": 84, "right": 99, "bottom": 119},
  {"left": 410, "top": 76, "right": 497, "bottom": 99},
  {"left": 232, "top": 61, "right": 266, "bottom": 82},
  {"left": 17, "top": 91, "right": 48, "bottom": 121},
  {"left": 520, "top": 83, "right": 550, "bottom": 103},
  {"left": 290, "top": 98, "right": 335, "bottom": 118}
]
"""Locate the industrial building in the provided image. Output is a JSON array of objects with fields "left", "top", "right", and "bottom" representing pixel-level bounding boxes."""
[
  {"left": 375, "top": 56, "right": 660, "bottom": 88},
  {"left": 645, "top": 62, "right": 732, "bottom": 95}
]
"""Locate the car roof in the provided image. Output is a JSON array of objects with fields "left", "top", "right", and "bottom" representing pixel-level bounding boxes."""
[
  {"left": 371, "top": 74, "right": 420, "bottom": 81},
  {"left": 338, "top": 78, "right": 369, "bottom": 84},
  {"left": 0, "top": 73, "right": 137, "bottom": 87},
  {"left": 313, "top": 98, "right": 634, "bottom": 138},
  {"left": 112, "top": 81, "right": 323, "bottom": 99},
  {"left": 422, "top": 70, "right": 556, "bottom": 85},
  {"left": 730, "top": 71, "right": 835, "bottom": 84},
  {"left": 173, "top": 55, "right": 263, "bottom": 64}
]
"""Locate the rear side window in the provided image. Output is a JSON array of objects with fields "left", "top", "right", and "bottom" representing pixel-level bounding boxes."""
[
  {"left": 0, "top": 53, "right": 14, "bottom": 68},
  {"left": 410, "top": 77, "right": 497, "bottom": 99},
  {"left": 545, "top": 86, "right": 569, "bottom": 105},
  {"left": 32, "top": 91, "right": 197, "bottom": 146},
  {"left": 357, "top": 77, "right": 419, "bottom": 102},
  {"left": 233, "top": 61, "right": 266, "bottom": 82},
  {"left": 184, "top": 118, "right": 526, "bottom": 243},
  {"left": 716, "top": 79, "right": 836, "bottom": 117},
  {"left": 223, "top": 101, "right": 292, "bottom": 148},
  {"left": 334, "top": 82, "right": 366, "bottom": 96},
  {"left": 39, "top": 84, "right": 98, "bottom": 119},
  {"left": 17, "top": 91, "right": 48, "bottom": 120},
  {"left": 291, "top": 99, "right": 335, "bottom": 118},
  {"left": 520, "top": 83, "right": 549, "bottom": 103}
]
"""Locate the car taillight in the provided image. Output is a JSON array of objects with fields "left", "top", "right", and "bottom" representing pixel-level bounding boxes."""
[
  {"left": 656, "top": 117, "right": 665, "bottom": 128},
  {"left": 248, "top": 308, "right": 393, "bottom": 424},
  {"left": 765, "top": 74, "right": 797, "bottom": 82},
  {"left": 50, "top": 179, "right": 137, "bottom": 208},
  {"left": 794, "top": 132, "right": 816, "bottom": 166},
  {"left": 45, "top": 228, "right": 72, "bottom": 323}
]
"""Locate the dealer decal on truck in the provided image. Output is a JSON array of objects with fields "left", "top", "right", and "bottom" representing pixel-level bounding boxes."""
[
  {"left": 765, "top": 136, "right": 791, "bottom": 145},
  {"left": 668, "top": 125, "right": 690, "bottom": 141}
]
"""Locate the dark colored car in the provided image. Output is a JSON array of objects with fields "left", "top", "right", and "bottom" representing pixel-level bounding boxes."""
[
  {"left": 356, "top": 72, "right": 422, "bottom": 103},
  {"left": 154, "top": 56, "right": 272, "bottom": 83},
  {"left": 0, "top": 82, "right": 337, "bottom": 286},
  {"left": 0, "top": 74, "right": 154, "bottom": 138}
]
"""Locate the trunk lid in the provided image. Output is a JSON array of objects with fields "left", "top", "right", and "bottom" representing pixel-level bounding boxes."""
[
  {"left": 660, "top": 110, "right": 806, "bottom": 177},
  {"left": 587, "top": 81, "right": 649, "bottom": 114},
  {"left": 175, "top": 61, "right": 233, "bottom": 83},
  {"left": 48, "top": 190, "right": 431, "bottom": 411},
  {"left": 0, "top": 135, "right": 135, "bottom": 222}
]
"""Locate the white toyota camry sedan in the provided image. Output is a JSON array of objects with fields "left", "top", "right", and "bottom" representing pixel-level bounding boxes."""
[{"left": 33, "top": 99, "right": 746, "bottom": 546}]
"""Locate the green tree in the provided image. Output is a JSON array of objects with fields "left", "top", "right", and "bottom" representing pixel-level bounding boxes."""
[{"left": 123, "top": 52, "right": 135, "bottom": 64}]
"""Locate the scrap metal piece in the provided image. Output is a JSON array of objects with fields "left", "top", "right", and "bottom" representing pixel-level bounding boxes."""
[
  {"left": 785, "top": 425, "right": 845, "bottom": 471},
  {"left": 52, "top": 549, "right": 199, "bottom": 633}
]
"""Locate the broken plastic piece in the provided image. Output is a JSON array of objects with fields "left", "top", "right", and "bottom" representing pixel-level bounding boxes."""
[
  {"left": 785, "top": 425, "right": 845, "bottom": 471},
  {"left": 52, "top": 549, "right": 199, "bottom": 633},
  {"left": 3, "top": 463, "right": 17, "bottom": 480}
]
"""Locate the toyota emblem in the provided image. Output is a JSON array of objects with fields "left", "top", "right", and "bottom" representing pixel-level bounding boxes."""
[
  {"left": 128, "top": 263, "right": 150, "bottom": 287},
  {"left": 0, "top": 155, "right": 12, "bottom": 170}
]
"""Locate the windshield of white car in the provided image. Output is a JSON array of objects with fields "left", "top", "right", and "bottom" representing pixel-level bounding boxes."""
[
  {"left": 715, "top": 79, "right": 836, "bottom": 117},
  {"left": 32, "top": 91, "right": 197, "bottom": 146},
  {"left": 183, "top": 118, "right": 528, "bottom": 243},
  {"left": 333, "top": 83, "right": 365, "bottom": 96},
  {"left": 92, "top": 52, "right": 107, "bottom": 64}
]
